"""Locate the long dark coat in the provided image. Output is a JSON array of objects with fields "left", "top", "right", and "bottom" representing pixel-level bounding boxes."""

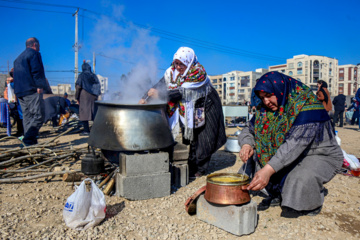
[{"left": 75, "top": 86, "right": 97, "bottom": 121}]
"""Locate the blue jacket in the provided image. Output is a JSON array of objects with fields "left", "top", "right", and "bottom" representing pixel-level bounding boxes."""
[
  {"left": 13, "top": 48, "right": 46, "bottom": 98},
  {"left": 356, "top": 88, "right": 360, "bottom": 105},
  {"left": 250, "top": 88, "right": 262, "bottom": 108}
]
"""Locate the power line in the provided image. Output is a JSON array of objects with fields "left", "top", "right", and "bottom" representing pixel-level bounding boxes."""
[
  {"left": 0, "top": 0, "right": 286, "bottom": 63},
  {"left": 0, "top": 4, "right": 72, "bottom": 14}
]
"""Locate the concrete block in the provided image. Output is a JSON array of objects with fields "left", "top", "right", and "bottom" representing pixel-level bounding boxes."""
[
  {"left": 172, "top": 142, "right": 189, "bottom": 162},
  {"left": 171, "top": 163, "right": 189, "bottom": 187},
  {"left": 119, "top": 152, "right": 169, "bottom": 176},
  {"left": 115, "top": 172, "right": 171, "bottom": 200},
  {"left": 197, "top": 195, "right": 257, "bottom": 236}
]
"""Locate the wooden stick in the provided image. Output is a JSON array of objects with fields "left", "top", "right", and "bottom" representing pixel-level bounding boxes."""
[
  {"left": 0, "top": 154, "right": 44, "bottom": 167},
  {"left": 1, "top": 153, "right": 77, "bottom": 178},
  {"left": 0, "top": 169, "right": 48, "bottom": 173},
  {"left": 98, "top": 172, "right": 113, "bottom": 188},
  {"left": 0, "top": 170, "right": 81, "bottom": 183},
  {"left": 40, "top": 127, "right": 75, "bottom": 146}
]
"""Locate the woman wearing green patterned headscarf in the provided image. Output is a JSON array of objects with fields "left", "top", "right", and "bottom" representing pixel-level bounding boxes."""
[{"left": 238, "top": 72, "right": 343, "bottom": 218}]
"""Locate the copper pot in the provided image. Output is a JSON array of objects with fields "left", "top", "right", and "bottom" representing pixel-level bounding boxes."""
[{"left": 204, "top": 173, "right": 250, "bottom": 205}]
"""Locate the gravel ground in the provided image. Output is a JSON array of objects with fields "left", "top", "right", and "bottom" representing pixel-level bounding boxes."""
[{"left": 0, "top": 124, "right": 359, "bottom": 240}]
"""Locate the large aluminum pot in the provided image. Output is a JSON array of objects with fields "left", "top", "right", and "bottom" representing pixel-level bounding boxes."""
[
  {"left": 204, "top": 173, "right": 250, "bottom": 205},
  {"left": 88, "top": 101, "right": 174, "bottom": 151}
]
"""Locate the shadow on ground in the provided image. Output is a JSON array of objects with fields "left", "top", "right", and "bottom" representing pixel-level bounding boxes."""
[{"left": 207, "top": 150, "right": 237, "bottom": 174}]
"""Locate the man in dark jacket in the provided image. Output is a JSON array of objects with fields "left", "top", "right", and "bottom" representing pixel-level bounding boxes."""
[
  {"left": 13, "top": 37, "right": 46, "bottom": 145},
  {"left": 332, "top": 90, "right": 346, "bottom": 128}
]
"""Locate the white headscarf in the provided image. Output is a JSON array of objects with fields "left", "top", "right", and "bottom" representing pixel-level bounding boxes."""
[{"left": 172, "top": 47, "right": 196, "bottom": 81}]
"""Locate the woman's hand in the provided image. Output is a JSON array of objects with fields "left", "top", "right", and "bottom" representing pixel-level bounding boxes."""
[
  {"left": 138, "top": 99, "right": 146, "bottom": 104},
  {"left": 239, "top": 144, "right": 254, "bottom": 163},
  {"left": 148, "top": 88, "right": 159, "bottom": 99},
  {"left": 244, "top": 164, "right": 275, "bottom": 191}
]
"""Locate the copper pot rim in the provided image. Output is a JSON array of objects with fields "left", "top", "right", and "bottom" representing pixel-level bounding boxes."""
[{"left": 206, "top": 173, "right": 250, "bottom": 186}]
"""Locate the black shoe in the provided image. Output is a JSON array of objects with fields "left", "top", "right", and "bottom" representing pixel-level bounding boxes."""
[
  {"left": 281, "top": 206, "right": 322, "bottom": 218},
  {"left": 257, "top": 196, "right": 281, "bottom": 211},
  {"left": 79, "top": 131, "right": 90, "bottom": 136}
]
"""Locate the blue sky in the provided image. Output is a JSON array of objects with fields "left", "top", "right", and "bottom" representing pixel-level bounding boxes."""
[{"left": 0, "top": 0, "right": 359, "bottom": 91}]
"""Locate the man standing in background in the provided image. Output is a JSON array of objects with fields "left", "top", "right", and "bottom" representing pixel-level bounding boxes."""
[
  {"left": 13, "top": 37, "right": 46, "bottom": 146},
  {"left": 332, "top": 90, "right": 346, "bottom": 128}
]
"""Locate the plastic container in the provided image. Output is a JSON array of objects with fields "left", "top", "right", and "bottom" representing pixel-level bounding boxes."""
[{"left": 335, "top": 131, "right": 341, "bottom": 146}]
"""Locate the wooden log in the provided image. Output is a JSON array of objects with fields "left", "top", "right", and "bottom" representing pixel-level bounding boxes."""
[
  {"left": 0, "top": 170, "right": 81, "bottom": 183},
  {"left": 62, "top": 172, "right": 83, "bottom": 182},
  {"left": 103, "top": 178, "right": 115, "bottom": 195}
]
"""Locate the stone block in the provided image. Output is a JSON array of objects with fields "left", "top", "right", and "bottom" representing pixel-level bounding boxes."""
[
  {"left": 197, "top": 195, "right": 258, "bottom": 236},
  {"left": 115, "top": 172, "right": 171, "bottom": 200},
  {"left": 171, "top": 163, "right": 189, "bottom": 187},
  {"left": 119, "top": 152, "right": 169, "bottom": 176}
]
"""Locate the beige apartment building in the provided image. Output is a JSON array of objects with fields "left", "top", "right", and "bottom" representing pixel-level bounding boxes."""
[
  {"left": 97, "top": 74, "right": 108, "bottom": 94},
  {"left": 51, "top": 84, "right": 72, "bottom": 95},
  {"left": 338, "top": 64, "right": 359, "bottom": 96},
  {"left": 209, "top": 68, "right": 268, "bottom": 105},
  {"left": 269, "top": 54, "right": 339, "bottom": 96}
]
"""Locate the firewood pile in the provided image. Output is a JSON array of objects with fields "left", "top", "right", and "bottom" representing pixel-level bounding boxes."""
[{"left": 0, "top": 126, "right": 88, "bottom": 183}]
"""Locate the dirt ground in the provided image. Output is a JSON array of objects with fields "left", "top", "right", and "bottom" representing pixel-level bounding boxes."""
[{"left": 0, "top": 123, "right": 359, "bottom": 240}]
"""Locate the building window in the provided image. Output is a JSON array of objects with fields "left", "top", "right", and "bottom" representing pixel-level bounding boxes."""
[
  {"left": 329, "top": 62, "right": 332, "bottom": 68},
  {"left": 223, "top": 77, "right": 227, "bottom": 82},
  {"left": 281, "top": 70, "right": 285, "bottom": 73},
  {"left": 213, "top": 79, "right": 217, "bottom": 83},
  {"left": 329, "top": 69, "right": 332, "bottom": 75},
  {"left": 230, "top": 77, "right": 235, "bottom": 81},
  {"left": 229, "top": 83, "right": 235, "bottom": 87},
  {"left": 313, "top": 60, "right": 319, "bottom": 68},
  {"left": 339, "top": 83, "right": 344, "bottom": 87},
  {"left": 289, "top": 71, "right": 293, "bottom": 76},
  {"left": 289, "top": 63, "right": 294, "bottom": 69},
  {"left": 305, "top": 61, "right": 308, "bottom": 66},
  {"left": 297, "top": 68, "right": 303, "bottom": 74},
  {"left": 297, "top": 62, "right": 303, "bottom": 67},
  {"left": 339, "top": 70, "right": 344, "bottom": 73},
  {"left": 214, "top": 85, "right": 218, "bottom": 89},
  {"left": 238, "top": 89, "right": 245, "bottom": 93}
]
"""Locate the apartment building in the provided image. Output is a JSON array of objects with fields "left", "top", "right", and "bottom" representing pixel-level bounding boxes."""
[
  {"left": 338, "top": 64, "right": 359, "bottom": 96},
  {"left": 269, "top": 54, "right": 339, "bottom": 96},
  {"left": 51, "top": 84, "right": 72, "bottom": 95},
  {"left": 97, "top": 74, "right": 108, "bottom": 94},
  {"left": 208, "top": 74, "right": 223, "bottom": 98},
  {"left": 209, "top": 68, "right": 268, "bottom": 105}
]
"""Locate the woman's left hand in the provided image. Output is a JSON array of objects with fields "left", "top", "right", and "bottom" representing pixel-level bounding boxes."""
[
  {"left": 244, "top": 164, "right": 275, "bottom": 191},
  {"left": 148, "top": 88, "right": 159, "bottom": 98}
]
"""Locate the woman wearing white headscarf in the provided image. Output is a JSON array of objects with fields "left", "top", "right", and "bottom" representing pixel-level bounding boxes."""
[{"left": 143, "top": 47, "right": 226, "bottom": 178}]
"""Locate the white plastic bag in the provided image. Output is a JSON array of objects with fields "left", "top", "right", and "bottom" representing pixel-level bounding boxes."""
[
  {"left": 63, "top": 178, "right": 106, "bottom": 230},
  {"left": 342, "top": 150, "right": 360, "bottom": 170},
  {"left": 7, "top": 83, "right": 16, "bottom": 103}
]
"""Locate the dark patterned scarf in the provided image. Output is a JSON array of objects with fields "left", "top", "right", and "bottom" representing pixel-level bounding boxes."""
[{"left": 252, "top": 72, "right": 330, "bottom": 167}]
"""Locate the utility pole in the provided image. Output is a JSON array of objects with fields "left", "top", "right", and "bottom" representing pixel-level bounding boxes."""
[
  {"left": 93, "top": 52, "right": 96, "bottom": 74},
  {"left": 73, "top": 8, "right": 79, "bottom": 85}
]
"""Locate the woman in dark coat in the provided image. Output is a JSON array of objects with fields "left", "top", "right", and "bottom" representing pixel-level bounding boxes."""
[
  {"left": 75, "top": 61, "right": 101, "bottom": 135},
  {"left": 143, "top": 47, "right": 226, "bottom": 178}
]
